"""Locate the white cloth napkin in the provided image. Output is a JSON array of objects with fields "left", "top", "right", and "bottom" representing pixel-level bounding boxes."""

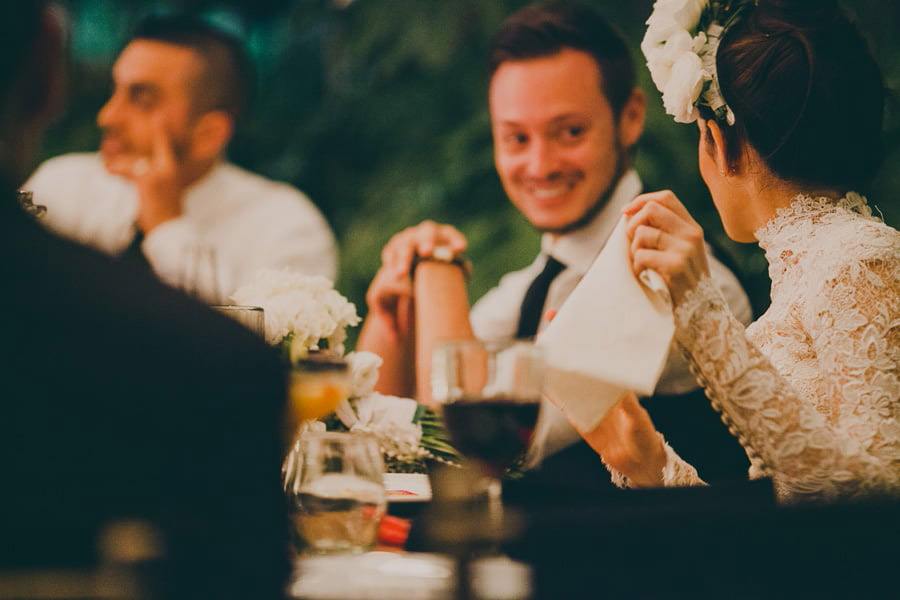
[{"left": 536, "top": 216, "right": 675, "bottom": 433}]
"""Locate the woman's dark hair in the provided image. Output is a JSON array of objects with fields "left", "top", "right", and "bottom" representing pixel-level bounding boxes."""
[
  {"left": 704, "top": 0, "right": 885, "bottom": 191},
  {"left": 488, "top": 1, "right": 635, "bottom": 117}
]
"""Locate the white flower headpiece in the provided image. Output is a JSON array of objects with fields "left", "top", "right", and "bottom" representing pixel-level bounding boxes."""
[{"left": 641, "top": 0, "right": 755, "bottom": 125}]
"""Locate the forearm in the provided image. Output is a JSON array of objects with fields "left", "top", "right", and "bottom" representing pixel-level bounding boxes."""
[
  {"left": 413, "top": 261, "right": 475, "bottom": 405},
  {"left": 357, "top": 308, "right": 415, "bottom": 398}
]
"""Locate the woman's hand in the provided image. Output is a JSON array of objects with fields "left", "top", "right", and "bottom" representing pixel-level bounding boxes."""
[
  {"left": 581, "top": 392, "right": 668, "bottom": 487},
  {"left": 622, "top": 190, "right": 710, "bottom": 306}
]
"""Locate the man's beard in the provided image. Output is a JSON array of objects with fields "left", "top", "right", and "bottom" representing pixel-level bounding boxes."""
[{"left": 537, "top": 146, "right": 626, "bottom": 235}]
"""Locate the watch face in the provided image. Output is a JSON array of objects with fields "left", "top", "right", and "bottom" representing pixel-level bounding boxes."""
[{"left": 432, "top": 245, "right": 454, "bottom": 262}]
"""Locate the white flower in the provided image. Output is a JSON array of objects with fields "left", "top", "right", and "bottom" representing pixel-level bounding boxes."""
[
  {"left": 230, "top": 268, "right": 360, "bottom": 350},
  {"left": 662, "top": 51, "right": 706, "bottom": 123},
  {"left": 346, "top": 351, "right": 383, "bottom": 399},
  {"left": 671, "top": 0, "right": 709, "bottom": 30},
  {"left": 337, "top": 393, "right": 424, "bottom": 460},
  {"left": 642, "top": 0, "right": 738, "bottom": 126},
  {"left": 642, "top": 0, "right": 707, "bottom": 53},
  {"left": 644, "top": 29, "right": 696, "bottom": 91}
]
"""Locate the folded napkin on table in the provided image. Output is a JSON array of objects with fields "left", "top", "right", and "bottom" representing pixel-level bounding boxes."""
[{"left": 536, "top": 216, "right": 675, "bottom": 433}]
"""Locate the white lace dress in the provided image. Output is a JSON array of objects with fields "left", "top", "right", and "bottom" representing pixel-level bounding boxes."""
[{"left": 614, "top": 193, "right": 900, "bottom": 502}]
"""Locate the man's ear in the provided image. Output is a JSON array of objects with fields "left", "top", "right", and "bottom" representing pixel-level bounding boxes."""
[
  {"left": 617, "top": 87, "right": 646, "bottom": 150},
  {"left": 189, "top": 111, "right": 234, "bottom": 161},
  {"left": 20, "top": 7, "right": 67, "bottom": 124}
]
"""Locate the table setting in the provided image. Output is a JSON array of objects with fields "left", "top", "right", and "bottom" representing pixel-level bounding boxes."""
[{"left": 204, "top": 220, "right": 683, "bottom": 599}]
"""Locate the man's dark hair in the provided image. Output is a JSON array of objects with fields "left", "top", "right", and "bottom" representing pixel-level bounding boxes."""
[
  {"left": 488, "top": 1, "right": 635, "bottom": 116},
  {"left": 0, "top": 0, "right": 45, "bottom": 103},
  {"left": 131, "top": 14, "right": 253, "bottom": 121}
]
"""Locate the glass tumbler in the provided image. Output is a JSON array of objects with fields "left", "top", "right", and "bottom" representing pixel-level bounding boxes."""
[{"left": 290, "top": 432, "right": 386, "bottom": 555}]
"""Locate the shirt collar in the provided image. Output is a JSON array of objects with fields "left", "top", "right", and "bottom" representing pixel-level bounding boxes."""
[{"left": 540, "top": 169, "right": 642, "bottom": 275}]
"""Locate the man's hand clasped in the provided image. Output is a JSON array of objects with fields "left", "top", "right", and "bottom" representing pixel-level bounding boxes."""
[{"left": 365, "top": 220, "right": 468, "bottom": 339}]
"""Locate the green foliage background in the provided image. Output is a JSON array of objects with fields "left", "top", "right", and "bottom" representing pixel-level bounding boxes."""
[{"left": 45, "top": 0, "right": 899, "bottom": 329}]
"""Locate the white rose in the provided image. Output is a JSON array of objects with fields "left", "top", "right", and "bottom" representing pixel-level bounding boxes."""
[
  {"left": 644, "top": 28, "right": 695, "bottom": 90},
  {"left": 346, "top": 351, "right": 383, "bottom": 398},
  {"left": 644, "top": 0, "right": 706, "bottom": 38},
  {"left": 662, "top": 51, "right": 706, "bottom": 123},
  {"left": 670, "top": 0, "right": 708, "bottom": 30}
]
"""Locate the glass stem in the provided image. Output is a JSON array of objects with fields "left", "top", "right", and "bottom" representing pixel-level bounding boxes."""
[{"left": 487, "top": 477, "right": 503, "bottom": 541}]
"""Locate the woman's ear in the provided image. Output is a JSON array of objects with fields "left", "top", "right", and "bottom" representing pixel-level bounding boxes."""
[{"left": 706, "top": 118, "right": 736, "bottom": 176}]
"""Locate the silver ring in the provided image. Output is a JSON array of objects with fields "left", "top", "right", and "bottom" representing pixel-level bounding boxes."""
[{"left": 131, "top": 158, "right": 150, "bottom": 177}]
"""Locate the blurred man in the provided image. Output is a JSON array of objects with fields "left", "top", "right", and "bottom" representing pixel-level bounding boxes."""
[
  {"left": 358, "top": 2, "right": 752, "bottom": 486},
  {"left": 1, "top": 3, "right": 289, "bottom": 596},
  {"left": 26, "top": 14, "right": 337, "bottom": 302}
]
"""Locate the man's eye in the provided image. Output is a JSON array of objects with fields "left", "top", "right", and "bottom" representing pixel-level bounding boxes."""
[
  {"left": 560, "top": 126, "right": 585, "bottom": 141},
  {"left": 506, "top": 133, "right": 528, "bottom": 146},
  {"left": 129, "top": 90, "right": 157, "bottom": 110}
]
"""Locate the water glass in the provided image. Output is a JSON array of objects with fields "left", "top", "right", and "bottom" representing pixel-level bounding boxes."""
[{"left": 291, "top": 432, "right": 386, "bottom": 555}]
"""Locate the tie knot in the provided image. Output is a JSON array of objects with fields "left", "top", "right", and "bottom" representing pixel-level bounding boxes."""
[
  {"left": 515, "top": 254, "right": 567, "bottom": 339},
  {"left": 541, "top": 255, "right": 566, "bottom": 278}
]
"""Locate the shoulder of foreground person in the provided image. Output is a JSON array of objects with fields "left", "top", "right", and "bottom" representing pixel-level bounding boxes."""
[{"left": 9, "top": 209, "right": 284, "bottom": 387}]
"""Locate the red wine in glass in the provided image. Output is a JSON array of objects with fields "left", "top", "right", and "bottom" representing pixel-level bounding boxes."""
[{"left": 442, "top": 396, "right": 540, "bottom": 477}]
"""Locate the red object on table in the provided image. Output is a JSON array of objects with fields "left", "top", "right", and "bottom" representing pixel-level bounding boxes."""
[{"left": 378, "top": 515, "right": 411, "bottom": 547}]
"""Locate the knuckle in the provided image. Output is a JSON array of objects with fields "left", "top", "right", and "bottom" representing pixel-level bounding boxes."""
[{"left": 686, "top": 228, "right": 703, "bottom": 244}]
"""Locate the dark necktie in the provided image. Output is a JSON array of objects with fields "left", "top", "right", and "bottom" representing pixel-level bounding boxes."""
[
  {"left": 515, "top": 255, "right": 566, "bottom": 339},
  {"left": 119, "top": 229, "right": 151, "bottom": 271}
]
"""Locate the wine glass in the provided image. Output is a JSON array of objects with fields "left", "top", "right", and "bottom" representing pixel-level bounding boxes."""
[
  {"left": 290, "top": 432, "right": 386, "bottom": 555},
  {"left": 431, "top": 339, "right": 544, "bottom": 533}
]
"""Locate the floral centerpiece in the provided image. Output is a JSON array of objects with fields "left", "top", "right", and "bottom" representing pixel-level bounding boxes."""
[
  {"left": 229, "top": 269, "right": 457, "bottom": 473},
  {"left": 231, "top": 269, "right": 360, "bottom": 361}
]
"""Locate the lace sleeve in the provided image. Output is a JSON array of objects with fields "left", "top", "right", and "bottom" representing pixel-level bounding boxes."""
[
  {"left": 603, "top": 433, "right": 707, "bottom": 489},
  {"left": 673, "top": 259, "right": 900, "bottom": 502}
]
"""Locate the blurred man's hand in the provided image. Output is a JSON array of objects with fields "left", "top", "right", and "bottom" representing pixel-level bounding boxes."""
[{"left": 107, "top": 116, "right": 185, "bottom": 233}]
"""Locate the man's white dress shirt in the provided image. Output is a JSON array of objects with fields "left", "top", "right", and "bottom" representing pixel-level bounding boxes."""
[
  {"left": 470, "top": 170, "right": 753, "bottom": 463},
  {"left": 26, "top": 153, "right": 338, "bottom": 301}
]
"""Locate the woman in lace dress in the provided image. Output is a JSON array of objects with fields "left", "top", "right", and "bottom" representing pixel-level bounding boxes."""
[{"left": 584, "top": 0, "right": 899, "bottom": 502}]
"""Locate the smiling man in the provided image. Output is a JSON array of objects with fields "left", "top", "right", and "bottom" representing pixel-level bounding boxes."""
[
  {"left": 26, "top": 14, "right": 336, "bottom": 301},
  {"left": 358, "top": 1, "right": 753, "bottom": 485}
]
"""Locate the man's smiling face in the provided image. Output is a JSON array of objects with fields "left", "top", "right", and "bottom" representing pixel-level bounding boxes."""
[{"left": 489, "top": 48, "right": 625, "bottom": 233}]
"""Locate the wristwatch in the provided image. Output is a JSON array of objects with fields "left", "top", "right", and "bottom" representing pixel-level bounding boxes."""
[{"left": 411, "top": 245, "right": 473, "bottom": 279}]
